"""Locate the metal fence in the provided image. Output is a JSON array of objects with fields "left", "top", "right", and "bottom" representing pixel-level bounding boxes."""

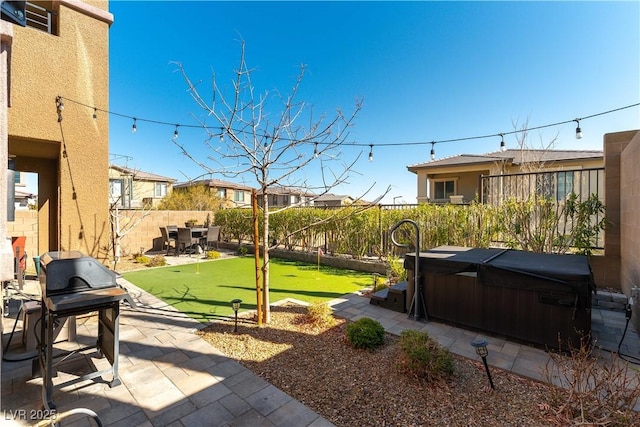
[{"left": 480, "top": 168, "right": 604, "bottom": 205}]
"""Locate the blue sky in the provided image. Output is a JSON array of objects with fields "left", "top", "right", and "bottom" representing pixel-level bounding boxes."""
[{"left": 106, "top": 1, "right": 640, "bottom": 204}]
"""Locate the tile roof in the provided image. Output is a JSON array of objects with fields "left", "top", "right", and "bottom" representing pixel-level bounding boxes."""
[
  {"left": 408, "top": 149, "right": 603, "bottom": 171},
  {"left": 174, "top": 178, "right": 255, "bottom": 191},
  {"left": 109, "top": 165, "right": 176, "bottom": 182}
]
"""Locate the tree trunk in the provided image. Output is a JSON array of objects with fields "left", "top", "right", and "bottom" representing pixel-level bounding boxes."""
[{"left": 261, "top": 191, "right": 271, "bottom": 323}]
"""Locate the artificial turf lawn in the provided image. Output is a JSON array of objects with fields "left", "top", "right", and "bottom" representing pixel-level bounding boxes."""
[{"left": 122, "top": 256, "right": 372, "bottom": 322}]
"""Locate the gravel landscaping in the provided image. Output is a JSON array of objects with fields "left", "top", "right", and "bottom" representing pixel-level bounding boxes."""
[{"left": 198, "top": 303, "right": 557, "bottom": 426}]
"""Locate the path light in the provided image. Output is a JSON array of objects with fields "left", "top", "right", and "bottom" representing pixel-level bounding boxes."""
[
  {"left": 231, "top": 299, "right": 242, "bottom": 333},
  {"left": 471, "top": 338, "right": 495, "bottom": 390}
]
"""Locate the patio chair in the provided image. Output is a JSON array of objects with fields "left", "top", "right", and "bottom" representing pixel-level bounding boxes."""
[
  {"left": 177, "top": 227, "right": 199, "bottom": 256},
  {"left": 204, "top": 226, "right": 220, "bottom": 250},
  {"left": 160, "top": 226, "right": 177, "bottom": 255}
]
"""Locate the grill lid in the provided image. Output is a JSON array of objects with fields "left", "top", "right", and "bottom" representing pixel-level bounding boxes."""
[{"left": 40, "top": 251, "right": 117, "bottom": 295}]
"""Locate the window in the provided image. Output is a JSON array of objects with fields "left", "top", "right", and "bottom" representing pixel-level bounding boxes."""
[
  {"left": 218, "top": 188, "right": 226, "bottom": 199},
  {"left": 234, "top": 191, "right": 245, "bottom": 203},
  {"left": 14, "top": 171, "right": 21, "bottom": 185},
  {"left": 291, "top": 195, "right": 298, "bottom": 204},
  {"left": 109, "top": 179, "right": 122, "bottom": 198},
  {"left": 155, "top": 183, "right": 167, "bottom": 197},
  {"left": 282, "top": 195, "right": 289, "bottom": 205},
  {"left": 556, "top": 171, "right": 574, "bottom": 200},
  {"left": 271, "top": 195, "right": 278, "bottom": 206},
  {"left": 434, "top": 180, "right": 455, "bottom": 200}
]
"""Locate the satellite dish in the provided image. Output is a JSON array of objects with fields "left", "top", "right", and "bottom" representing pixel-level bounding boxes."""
[{"left": 1, "top": 1, "right": 27, "bottom": 27}]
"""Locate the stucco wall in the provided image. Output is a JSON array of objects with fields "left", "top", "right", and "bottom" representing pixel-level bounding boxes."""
[
  {"left": 619, "top": 130, "right": 640, "bottom": 331},
  {"left": 116, "top": 210, "right": 215, "bottom": 255},
  {"left": 7, "top": 2, "right": 113, "bottom": 259}
]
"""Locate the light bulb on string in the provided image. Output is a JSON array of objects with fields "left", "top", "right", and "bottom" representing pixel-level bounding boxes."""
[
  {"left": 219, "top": 128, "right": 224, "bottom": 142},
  {"left": 368, "top": 144, "right": 373, "bottom": 162},
  {"left": 574, "top": 119, "right": 582, "bottom": 139},
  {"left": 132, "top": 118, "right": 137, "bottom": 133},
  {"left": 56, "top": 96, "right": 64, "bottom": 122},
  {"left": 313, "top": 143, "right": 319, "bottom": 158},
  {"left": 92, "top": 108, "right": 97, "bottom": 120},
  {"left": 430, "top": 142, "right": 435, "bottom": 160},
  {"left": 173, "top": 125, "right": 179, "bottom": 140},
  {"left": 500, "top": 133, "right": 506, "bottom": 152}
]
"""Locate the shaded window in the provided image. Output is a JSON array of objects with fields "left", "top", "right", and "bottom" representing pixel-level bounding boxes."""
[
  {"left": 434, "top": 180, "right": 455, "bottom": 199},
  {"left": 556, "top": 172, "right": 574, "bottom": 200},
  {"left": 218, "top": 188, "right": 226, "bottom": 198},
  {"left": 155, "top": 183, "right": 167, "bottom": 197},
  {"left": 234, "top": 191, "right": 245, "bottom": 202}
]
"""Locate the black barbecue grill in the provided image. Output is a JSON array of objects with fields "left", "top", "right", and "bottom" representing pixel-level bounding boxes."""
[{"left": 37, "top": 251, "right": 131, "bottom": 410}]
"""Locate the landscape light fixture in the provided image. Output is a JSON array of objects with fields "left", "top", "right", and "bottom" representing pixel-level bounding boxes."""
[
  {"left": 173, "top": 124, "right": 179, "bottom": 140},
  {"left": 574, "top": 119, "right": 582, "bottom": 140},
  {"left": 231, "top": 299, "right": 242, "bottom": 333},
  {"left": 499, "top": 133, "right": 506, "bottom": 152},
  {"left": 132, "top": 118, "right": 137, "bottom": 133},
  {"left": 368, "top": 144, "right": 373, "bottom": 162},
  {"left": 430, "top": 142, "right": 435, "bottom": 161},
  {"left": 471, "top": 338, "right": 495, "bottom": 390}
]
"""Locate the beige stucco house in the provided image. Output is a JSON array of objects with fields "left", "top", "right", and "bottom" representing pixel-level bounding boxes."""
[
  {"left": 109, "top": 165, "right": 175, "bottom": 208},
  {"left": 173, "top": 178, "right": 254, "bottom": 208},
  {"left": 408, "top": 149, "right": 604, "bottom": 204},
  {"left": 2, "top": 1, "right": 113, "bottom": 269}
]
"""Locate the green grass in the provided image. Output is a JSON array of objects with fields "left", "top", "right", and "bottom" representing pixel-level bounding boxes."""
[{"left": 122, "top": 256, "right": 371, "bottom": 322}]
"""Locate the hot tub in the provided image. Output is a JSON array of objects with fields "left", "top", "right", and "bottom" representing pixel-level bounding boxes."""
[{"left": 404, "top": 246, "right": 596, "bottom": 350}]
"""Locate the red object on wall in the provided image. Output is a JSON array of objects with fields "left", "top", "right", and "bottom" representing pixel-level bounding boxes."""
[{"left": 12, "top": 236, "right": 27, "bottom": 272}]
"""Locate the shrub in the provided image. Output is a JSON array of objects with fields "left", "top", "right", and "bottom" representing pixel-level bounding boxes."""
[
  {"left": 237, "top": 245, "right": 249, "bottom": 256},
  {"left": 206, "top": 250, "right": 221, "bottom": 259},
  {"left": 397, "top": 330, "right": 454, "bottom": 382},
  {"left": 543, "top": 335, "right": 640, "bottom": 426},
  {"left": 135, "top": 255, "right": 150, "bottom": 264},
  {"left": 305, "top": 302, "right": 336, "bottom": 328},
  {"left": 346, "top": 317, "right": 385, "bottom": 350},
  {"left": 147, "top": 255, "right": 167, "bottom": 267}
]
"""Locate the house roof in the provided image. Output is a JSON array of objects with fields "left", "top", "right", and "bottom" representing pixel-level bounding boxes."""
[
  {"left": 257, "top": 186, "right": 315, "bottom": 196},
  {"left": 174, "top": 178, "right": 255, "bottom": 191},
  {"left": 407, "top": 149, "right": 603, "bottom": 172},
  {"left": 314, "top": 193, "right": 354, "bottom": 202},
  {"left": 110, "top": 165, "right": 176, "bottom": 183}
]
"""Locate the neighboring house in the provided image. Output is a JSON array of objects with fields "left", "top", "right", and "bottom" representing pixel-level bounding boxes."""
[
  {"left": 313, "top": 193, "right": 355, "bottom": 207},
  {"left": 173, "top": 178, "right": 254, "bottom": 208},
  {"left": 14, "top": 189, "right": 36, "bottom": 210},
  {"left": 109, "top": 165, "right": 175, "bottom": 208},
  {"left": 3, "top": 1, "right": 113, "bottom": 264},
  {"left": 257, "top": 186, "right": 315, "bottom": 208},
  {"left": 407, "top": 149, "right": 604, "bottom": 204}
]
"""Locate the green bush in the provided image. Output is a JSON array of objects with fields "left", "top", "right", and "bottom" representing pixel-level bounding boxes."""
[
  {"left": 346, "top": 317, "right": 385, "bottom": 350},
  {"left": 237, "top": 245, "right": 249, "bottom": 256},
  {"left": 147, "top": 255, "right": 167, "bottom": 267},
  {"left": 305, "top": 302, "right": 336, "bottom": 327},
  {"left": 135, "top": 255, "right": 150, "bottom": 264},
  {"left": 206, "top": 250, "right": 221, "bottom": 259},
  {"left": 397, "top": 330, "right": 454, "bottom": 382}
]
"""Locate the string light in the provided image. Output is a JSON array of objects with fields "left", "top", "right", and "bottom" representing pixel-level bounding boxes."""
[
  {"left": 173, "top": 124, "right": 179, "bottom": 140},
  {"left": 132, "top": 118, "right": 137, "bottom": 133},
  {"left": 574, "top": 119, "right": 583, "bottom": 139},
  {"left": 55, "top": 96, "right": 637, "bottom": 151},
  {"left": 430, "top": 142, "right": 435, "bottom": 161},
  {"left": 55, "top": 96, "right": 64, "bottom": 122},
  {"left": 500, "top": 133, "right": 506, "bottom": 152},
  {"left": 314, "top": 142, "right": 319, "bottom": 158},
  {"left": 368, "top": 144, "right": 373, "bottom": 162},
  {"left": 219, "top": 129, "right": 224, "bottom": 142},
  {"left": 92, "top": 108, "right": 97, "bottom": 119}
]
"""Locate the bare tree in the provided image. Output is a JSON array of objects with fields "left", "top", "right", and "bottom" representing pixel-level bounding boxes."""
[{"left": 174, "top": 41, "right": 380, "bottom": 323}]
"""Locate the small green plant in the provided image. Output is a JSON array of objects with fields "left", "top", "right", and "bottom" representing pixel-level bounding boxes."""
[
  {"left": 397, "top": 330, "right": 454, "bottom": 382},
  {"left": 385, "top": 255, "right": 407, "bottom": 283},
  {"left": 147, "top": 255, "right": 167, "bottom": 267},
  {"left": 135, "top": 255, "right": 150, "bottom": 264},
  {"left": 206, "top": 250, "right": 221, "bottom": 259},
  {"left": 305, "top": 302, "right": 336, "bottom": 327},
  {"left": 346, "top": 317, "right": 385, "bottom": 350},
  {"left": 237, "top": 245, "right": 249, "bottom": 256}
]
